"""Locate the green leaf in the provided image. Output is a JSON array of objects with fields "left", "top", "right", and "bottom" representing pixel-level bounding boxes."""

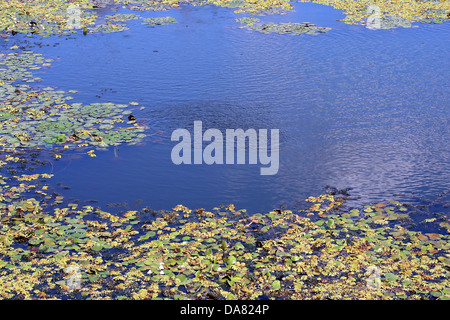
[
  {"left": 384, "top": 272, "right": 398, "bottom": 283},
  {"left": 226, "top": 256, "right": 237, "bottom": 265},
  {"left": 271, "top": 280, "right": 281, "bottom": 290},
  {"left": 141, "top": 231, "right": 156, "bottom": 240},
  {"left": 91, "top": 243, "right": 103, "bottom": 251},
  {"left": 176, "top": 274, "right": 187, "bottom": 282},
  {"left": 234, "top": 242, "right": 245, "bottom": 250},
  {"left": 431, "top": 291, "right": 442, "bottom": 297}
]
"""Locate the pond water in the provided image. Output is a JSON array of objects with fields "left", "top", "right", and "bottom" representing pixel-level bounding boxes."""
[{"left": 5, "top": 2, "right": 450, "bottom": 214}]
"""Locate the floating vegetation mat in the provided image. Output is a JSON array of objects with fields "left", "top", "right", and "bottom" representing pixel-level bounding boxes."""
[
  {"left": 0, "top": 49, "right": 147, "bottom": 150},
  {"left": 296, "top": 0, "right": 450, "bottom": 26},
  {"left": 0, "top": 0, "right": 98, "bottom": 36},
  {"left": 367, "top": 16, "right": 413, "bottom": 29},
  {"left": 0, "top": 0, "right": 178, "bottom": 36},
  {"left": 105, "top": 13, "right": 141, "bottom": 23},
  {"left": 0, "top": 174, "right": 449, "bottom": 300},
  {"left": 141, "top": 17, "right": 178, "bottom": 25},
  {"left": 210, "top": 0, "right": 293, "bottom": 15},
  {"left": 0, "top": 0, "right": 449, "bottom": 37},
  {"left": 1, "top": 0, "right": 449, "bottom": 301},
  {"left": 236, "top": 18, "right": 332, "bottom": 35},
  {"left": 124, "top": 0, "right": 183, "bottom": 12},
  {"left": 89, "top": 22, "right": 130, "bottom": 33}
]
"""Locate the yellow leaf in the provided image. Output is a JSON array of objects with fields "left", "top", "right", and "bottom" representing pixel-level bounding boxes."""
[
  {"left": 417, "top": 233, "right": 428, "bottom": 241},
  {"left": 426, "top": 233, "right": 440, "bottom": 241}
]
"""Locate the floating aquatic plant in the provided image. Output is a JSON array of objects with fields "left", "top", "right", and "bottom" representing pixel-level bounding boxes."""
[
  {"left": 0, "top": 176, "right": 448, "bottom": 299},
  {"left": 237, "top": 20, "right": 332, "bottom": 35},
  {"left": 235, "top": 17, "right": 260, "bottom": 24},
  {"left": 141, "top": 17, "right": 178, "bottom": 26},
  {"left": 0, "top": 0, "right": 448, "bottom": 38},
  {"left": 0, "top": 50, "right": 147, "bottom": 150},
  {"left": 361, "top": 15, "right": 413, "bottom": 29},
  {"left": 0, "top": 0, "right": 98, "bottom": 36},
  {"left": 211, "top": 0, "right": 293, "bottom": 15},
  {"left": 89, "top": 23, "right": 130, "bottom": 33},
  {"left": 0, "top": 0, "right": 449, "bottom": 302},
  {"left": 296, "top": 0, "right": 450, "bottom": 27},
  {"left": 105, "top": 13, "right": 141, "bottom": 22}
]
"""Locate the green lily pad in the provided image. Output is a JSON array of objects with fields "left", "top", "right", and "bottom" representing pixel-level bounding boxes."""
[{"left": 141, "top": 17, "right": 177, "bottom": 26}]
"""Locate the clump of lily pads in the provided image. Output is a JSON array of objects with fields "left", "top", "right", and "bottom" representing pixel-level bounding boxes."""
[
  {"left": 214, "top": 0, "right": 293, "bottom": 15},
  {"left": 141, "top": 17, "right": 178, "bottom": 26},
  {"left": 223, "top": 0, "right": 246, "bottom": 9},
  {"left": 89, "top": 22, "right": 129, "bottom": 33},
  {"left": 362, "top": 15, "right": 413, "bottom": 30},
  {"left": 105, "top": 13, "right": 141, "bottom": 22},
  {"left": 0, "top": 50, "right": 48, "bottom": 85},
  {"left": 419, "top": 8, "right": 450, "bottom": 24},
  {"left": 297, "top": 0, "right": 450, "bottom": 27},
  {"left": 0, "top": 50, "right": 147, "bottom": 150},
  {"left": 0, "top": 0, "right": 98, "bottom": 36},
  {"left": 125, "top": 0, "right": 180, "bottom": 12},
  {"left": 0, "top": 0, "right": 449, "bottom": 38},
  {"left": 378, "top": 16, "right": 413, "bottom": 29},
  {"left": 0, "top": 131, "right": 449, "bottom": 300},
  {"left": 237, "top": 20, "right": 331, "bottom": 35},
  {"left": 0, "top": 177, "right": 449, "bottom": 299},
  {"left": 235, "top": 17, "right": 260, "bottom": 25}
]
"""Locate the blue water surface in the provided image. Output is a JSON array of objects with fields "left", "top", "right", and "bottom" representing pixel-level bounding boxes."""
[{"left": 6, "top": 2, "right": 449, "bottom": 213}]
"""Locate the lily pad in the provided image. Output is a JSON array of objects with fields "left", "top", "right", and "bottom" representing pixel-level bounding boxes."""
[
  {"left": 141, "top": 17, "right": 177, "bottom": 26},
  {"left": 239, "top": 21, "right": 331, "bottom": 35}
]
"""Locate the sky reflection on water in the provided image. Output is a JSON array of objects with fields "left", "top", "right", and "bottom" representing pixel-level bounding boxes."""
[{"left": 14, "top": 2, "right": 449, "bottom": 213}]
